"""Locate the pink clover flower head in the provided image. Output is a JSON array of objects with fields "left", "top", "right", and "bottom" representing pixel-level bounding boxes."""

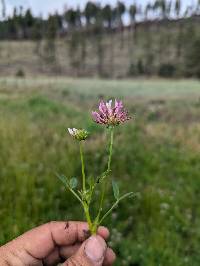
[
  {"left": 68, "top": 128, "right": 89, "bottom": 141},
  {"left": 92, "top": 99, "right": 130, "bottom": 126}
]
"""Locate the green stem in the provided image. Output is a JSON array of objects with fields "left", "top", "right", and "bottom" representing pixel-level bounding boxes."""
[
  {"left": 68, "top": 188, "right": 84, "bottom": 206},
  {"left": 84, "top": 205, "right": 94, "bottom": 234},
  {"left": 107, "top": 128, "right": 114, "bottom": 172},
  {"left": 99, "top": 192, "right": 135, "bottom": 224},
  {"left": 96, "top": 128, "right": 114, "bottom": 222},
  {"left": 79, "top": 141, "right": 95, "bottom": 234},
  {"left": 79, "top": 142, "right": 86, "bottom": 191}
]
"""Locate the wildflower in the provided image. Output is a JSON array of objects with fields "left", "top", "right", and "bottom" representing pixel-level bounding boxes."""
[
  {"left": 92, "top": 99, "right": 130, "bottom": 126},
  {"left": 68, "top": 128, "right": 89, "bottom": 141}
]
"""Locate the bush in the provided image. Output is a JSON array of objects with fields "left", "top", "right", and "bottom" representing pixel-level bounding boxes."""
[
  {"left": 137, "top": 59, "right": 145, "bottom": 75},
  {"left": 15, "top": 69, "right": 25, "bottom": 78},
  {"left": 158, "top": 63, "right": 176, "bottom": 78},
  {"left": 128, "top": 60, "right": 146, "bottom": 77}
]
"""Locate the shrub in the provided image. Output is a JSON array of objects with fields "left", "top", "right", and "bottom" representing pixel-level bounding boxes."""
[
  {"left": 158, "top": 63, "right": 176, "bottom": 78},
  {"left": 137, "top": 59, "right": 145, "bottom": 75},
  {"left": 15, "top": 69, "right": 25, "bottom": 78}
]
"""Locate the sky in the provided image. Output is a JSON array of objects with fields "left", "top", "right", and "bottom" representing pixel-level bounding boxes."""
[{"left": 3, "top": 0, "right": 196, "bottom": 17}]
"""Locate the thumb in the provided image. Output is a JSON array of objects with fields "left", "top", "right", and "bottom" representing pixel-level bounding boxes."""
[{"left": 62, "top": 235, "right": 107, "bottom": 266}]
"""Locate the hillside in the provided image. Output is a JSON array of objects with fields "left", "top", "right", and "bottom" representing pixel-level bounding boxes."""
[{"left": 0, "top": 16, "right": 200, "bottom": 78}]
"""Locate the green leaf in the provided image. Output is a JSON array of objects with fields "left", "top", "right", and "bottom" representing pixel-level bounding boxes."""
[
  {"left": 56, "top": 173, "right": 68, "bottom": 186},
  {"left": 87, "top": 176, "right": 95, "bottom": 188},
  {"left": 120, "top": 192, "right": 135, "bottom": 200},
  {"left": 112, "top": 180, "right": 120, "bottom": 200},
  {"left": 69, "top": 177, "right": 78, "bottom": 189}
]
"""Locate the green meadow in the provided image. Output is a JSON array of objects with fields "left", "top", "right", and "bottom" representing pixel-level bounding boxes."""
[{"left": 0, "top": 77, "right": 200, "bottom": 265}]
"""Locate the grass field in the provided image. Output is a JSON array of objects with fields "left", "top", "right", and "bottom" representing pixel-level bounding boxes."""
[{"left": 0, "top": 77, "right": 200, "bottom": 265}]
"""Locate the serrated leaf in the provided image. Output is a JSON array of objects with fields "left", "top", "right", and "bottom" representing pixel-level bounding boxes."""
[
  {"left": 69, "top": 177, "right": 78, "bottom": 189},
  {"left": 56, "top": 173, "right": 68, "bottom": 186},
  {"left": 112, "top": 180, "right": 120, "bottom": 200}
]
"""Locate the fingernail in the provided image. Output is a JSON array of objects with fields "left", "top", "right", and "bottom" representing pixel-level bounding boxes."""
[{"left": 85, "top": 236, "right": 106, "bottom": 263}]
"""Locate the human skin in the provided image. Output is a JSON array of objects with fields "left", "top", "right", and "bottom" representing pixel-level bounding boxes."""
[{"left": 0, "top": 221, "right": 116, "bottom": 266}]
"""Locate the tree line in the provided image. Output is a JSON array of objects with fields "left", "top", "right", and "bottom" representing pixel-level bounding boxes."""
[
  {"left": 1, "top": 0, "right": 200, "bottom": 78},
  {"left": 1, "top": 0, "right": 200, "bottom": 40}
]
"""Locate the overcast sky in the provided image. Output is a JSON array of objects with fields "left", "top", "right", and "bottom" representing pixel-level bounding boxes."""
[{"left": 4, "top": 0, "right": 195, "bottom": 17}]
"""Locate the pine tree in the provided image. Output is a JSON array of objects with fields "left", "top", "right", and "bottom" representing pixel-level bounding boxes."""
[
  {"left": 128, "top": 3, "right": 137, "bottom": 73},
  {"left": 32, "top": 17, "right": 43, "bottom": 55},
  {"left": 1, "top": 0, "right": 6, "bottom": 18},
  {"left": 175, "top": 0, "right": 181, "bottom": 18},
  {"left": 175, "top": 0, "right": 183, "bottom": 60},
  {"left": 116, "top": 1, "right": 126, "bottom": 48},
  {"left": 102, "top": 4, "right": 112, "bottom": 29},
  {"left": 102, "top": 4, "right": 114, "bottom": 76},
  {"left": 144, "top": 2, "right": 152, "bottom": 21},
  {"left": 65, "top": 8, "right": 77, "bottom": 30},
  {"left": 84, "top": 1, "right": 99, "bottom": 28},
  {"left": 43, "top": 15, "right": 58, "bottom": 71}
]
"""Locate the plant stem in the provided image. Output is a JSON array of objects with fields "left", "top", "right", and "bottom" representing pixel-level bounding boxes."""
[
  {"left": 99, "top": 192, "right": 135, "bottom": 224},
  {"left": 107, "top": 128, "right": 114, "bottom": 172},
  {"left": 96, "top": 127, "right": 114, "bottom": 223},
  {"left": 79, "top": 142, "right": 86, "bottom": 191},
  {"left": 79, "top": 141, "right": 95, "bottom": 234},
  {"left": 68, "top": 188, "right": 83, "bottom": 206},
  {"left": 84, "top": 205, "right": 94, "bottom": 234}
]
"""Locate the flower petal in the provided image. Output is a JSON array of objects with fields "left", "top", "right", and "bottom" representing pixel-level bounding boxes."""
[
  {"left": 92, "top": 111, "right": 104, "bottom": 124},
  {"left": 68, "top": 128, "right": 73, "bottom": 135},
  {"left": 92, "top": 99, "right": 131, "bottom": 126},
  {"left": 99, "top": 101, "right": 107, "bottom": 114}
]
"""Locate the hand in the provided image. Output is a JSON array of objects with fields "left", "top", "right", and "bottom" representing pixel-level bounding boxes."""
[{"left": 0, "top": 221, "right": 116, "bottom": 265}]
